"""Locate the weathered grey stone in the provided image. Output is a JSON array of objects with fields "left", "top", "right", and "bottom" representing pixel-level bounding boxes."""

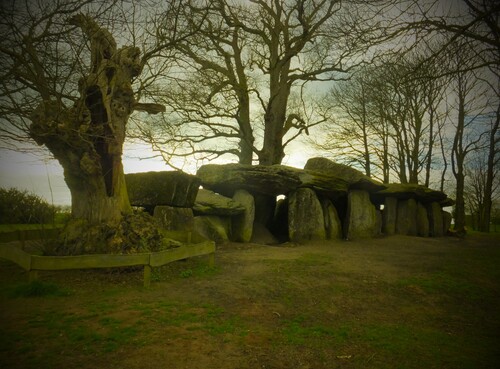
[
  {"left": 375, "top": 209, "right": 382, "bottom": 236},
  {"left": 407, "top": 199, "right": 418, "bottom": 236},
  {"left": 250, "top": 222, "right": 280, "bottom": 245},
  {"left": 193, "top": 189, "right": 245, "bottom": 216},
  {"left": 153, "top": 206, "right": 194, "bottom": 232},
  {"left": 417, "top": 202, "right": 430, "bottom": 237},
  {"left": 396, "top": 199, "right": 418, "bottom": 236},
  {"left": 197, "top": 163, "right": 301, "bottom": 196},
  {"left": 442, "top": 211, "right": 452, "bottom": 234},
  {"left": 427, "top": 202, "right": 444, "bottom": 237},
  {"left": 126, "top": 171, "right": 200, "bottom": 208},
  {"left": 345, "top": 190, "right": 378, "bottom": 240},
  {"left": 396, "top": 200, "right": 409, "bottom": 235},
  {"left": 288, "top": 188, "right": 326, "bottom": 242},
  {"left": 196, "top": 163, "right": 350, "bottom": 198},
  {"left": 231, "top": 190, "right": 255, "bottom": 242},
  {"left": 382, "top": 197, "right": 397, "bottom": 235},
  {"left": 193, "top": 215, "right": 231, "bottom": 243},
  {"left": 304, "top": 157, "right": 386, "bottom": 192},
  {"left": 321, "top": 199, "right": 342, "bottom": 239}
]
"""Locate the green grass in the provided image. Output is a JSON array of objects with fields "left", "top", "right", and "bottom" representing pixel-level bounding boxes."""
[
  {"left": 128, "top": 300, "right": 245, "bottom": 337},
  {"left": 397, "top": 270, "right": 486, "bottom": 298},
  {"left": 281, "top": 315, "right": 351, "bottom": 346},
  {"left": 151, "top": 259, "right": 219, "bottom": 282},
  {"left": 4, "top": 280, "right": 72, "bottom": 298},
  {"left": 0, "top": 234, "right": 499, "bottom": 369}
]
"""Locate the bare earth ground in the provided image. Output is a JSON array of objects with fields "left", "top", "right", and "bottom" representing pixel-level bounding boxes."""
[{"left": 1, "top": 234, "right": 499, "bottom": 369}]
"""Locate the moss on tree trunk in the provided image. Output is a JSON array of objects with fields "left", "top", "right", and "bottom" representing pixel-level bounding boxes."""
[{"left": 28, "top": 14, "right": 164, "bottom": 254}]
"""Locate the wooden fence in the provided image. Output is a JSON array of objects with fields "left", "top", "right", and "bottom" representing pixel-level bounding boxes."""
[{"left": 0, "top": 228, "right": 216, "bottom": 287}]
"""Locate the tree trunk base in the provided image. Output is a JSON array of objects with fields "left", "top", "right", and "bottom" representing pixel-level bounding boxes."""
[{"left": 46, "top": 211, "right": 168, "bottom": 256}]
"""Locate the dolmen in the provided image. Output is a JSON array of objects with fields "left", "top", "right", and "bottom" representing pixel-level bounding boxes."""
[{"left": 126, "top": 157, "right": 454, "bottom": 244}]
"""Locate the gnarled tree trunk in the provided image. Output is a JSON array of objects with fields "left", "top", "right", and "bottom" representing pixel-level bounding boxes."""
[{"left": 30, "top": 14, "right": 163, "bottom": 226}]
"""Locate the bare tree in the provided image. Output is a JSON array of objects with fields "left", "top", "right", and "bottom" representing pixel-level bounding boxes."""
[
  {"left": 135, "top": 0, "right": 399, "bottom": 166},
  {"left": 465, "top": 148, "right": 500, "bottom": 230},
  {"left": 447, "top": 41, "right": 491, "bottom": 235},
  {"left": 406, "top": 0, "right": 499, "bottom": 232},
  {"left": 0, "top": 1, "right": 163, "bottom": 226},
  {"left": 311, "top": 66, "right": 378, "bottom": 178}
]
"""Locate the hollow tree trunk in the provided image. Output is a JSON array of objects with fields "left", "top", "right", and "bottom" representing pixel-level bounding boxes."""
[{"left": 29, "top": 14, "right": 162, "bottom": 226}]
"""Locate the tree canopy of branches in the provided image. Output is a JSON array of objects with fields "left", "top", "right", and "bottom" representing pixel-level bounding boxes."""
[
  {"left": 133, "top": 0, "right": 399, "bottom": 166},
  {"left": 0, "top": 0, "right": 164, "bottom": 226},
  {"left": 313, "top": 48, "right": 448, "bottom": 186},
  {"left": 409, "top": 0, "right": 500, "bottom": 233}
]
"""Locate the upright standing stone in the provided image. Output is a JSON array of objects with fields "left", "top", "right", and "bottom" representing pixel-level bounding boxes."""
[
  {"left": 321, "top": 199, "right": 342, "bottom": 239},
  {"left": 231, "top": 190, "right": 255, "bottom": 242},
  {"left": 383, "top": 197, "right": 398, "bottom": 235},
  {"left": 427, "top": 202, "right": 444, "bottom": 237},
  {"left": 193, "top": 215, "right": 231, "bottom": 243},
  {"left": 345, "top": 190, "right": 378, "bottom": 240},
  {"left": 417, "top": 202, "right": 430, "bottom": 237},
  {"left": 154, "top": 206, "right": 194, "bottom": 232},
  {"left": 396, "top": 200, "right": 409, "bottom": 235},
  {"left": 396, "top": 199, "right": 417, "bottom": 236},
  {"left": 375, "top": 209, "right": 382, "bottom": 236},
  {"left": 407, "top": 199, "right": 418, "bottom": 236},
  {"left": 288, "top": 188, "right": 326, "bottom": 242}
]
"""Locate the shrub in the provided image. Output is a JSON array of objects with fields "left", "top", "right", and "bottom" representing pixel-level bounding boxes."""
[{"left": 0, "top": 187, "right": 56, "bottom": 224}]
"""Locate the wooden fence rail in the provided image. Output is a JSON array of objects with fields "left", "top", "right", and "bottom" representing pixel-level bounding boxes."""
[{"left": 0, "top": 228, "right": 216, "bottom": 287}]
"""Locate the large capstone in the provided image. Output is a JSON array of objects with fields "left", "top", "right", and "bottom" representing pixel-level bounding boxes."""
[
  {"left": 231, "top": 190, "right": 255, "bottom": 243},
  {"left": 196, "top": 163, "right": 350, "bottom": 198},
  {"left": 371, "top": 183, "right": 451, "bottom": 205},
  {"left": 126, "top": 171, "right": 200, "bottom": 210},
  {"left": 288, "top": 188, "right": 326, "bottom": 242},
  {"left": 345, "top": 190, "right": 378, "bottom": 240},
  {"left": 197, "top": 163, "right": 302, "bottom": 196},
  {"left": 304, "top": 157, "right": 386, "bottom": 192},
  {"left": 193, "top": 189, "right": 246, "bottom": 216}
]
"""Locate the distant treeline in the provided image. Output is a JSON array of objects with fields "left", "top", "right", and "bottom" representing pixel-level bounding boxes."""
[{"left": 0, "top": 187, "right": 57, "bottom": 224}]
